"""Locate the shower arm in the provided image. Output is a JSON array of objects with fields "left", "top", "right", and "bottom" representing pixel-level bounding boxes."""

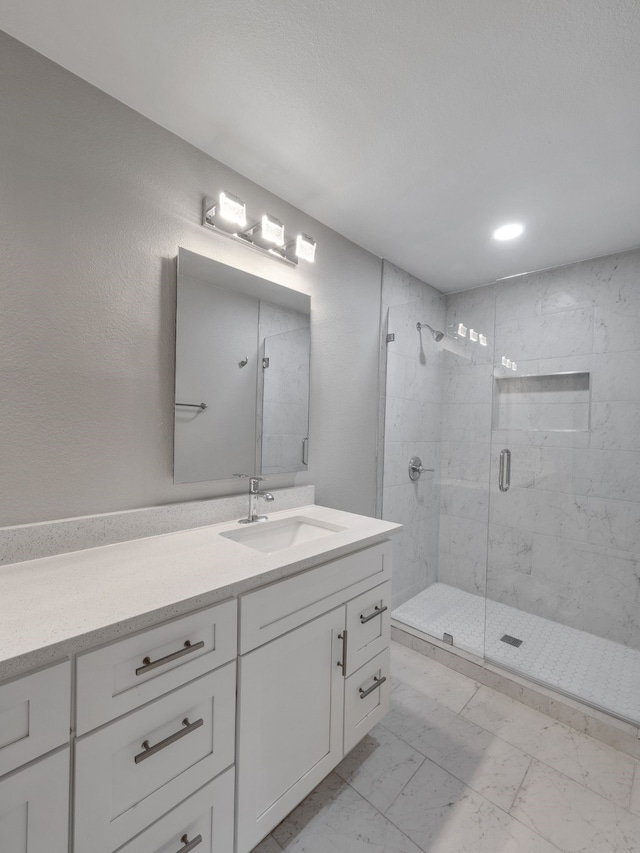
[{"left": 416, "top": 322, "right": 444, "bottom": 341}]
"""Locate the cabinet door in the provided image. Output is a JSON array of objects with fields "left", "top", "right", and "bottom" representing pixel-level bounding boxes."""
[
  {"left": 0, "top": 748, "right": 69, "bottom": 853},
  {"left": 117, "top": 767, "right": 234, "bottom": 853},
  {"left": 344, "top": 648, "right": 390, "bottom": 754},
  {"left": 77, "top": 599, "right": 236, "bottom": 734},
  {"left": 345, "top": 581, "right": 391, "bottom": 676},
  {"left": 75, "top": 664, "right": 235, "bottom": 853},
  {"left": 236, "top": 607, "right": 345, "bottom": 853},
  {"left": 0, "top": 660, "right": 70, "bottom": 777}
]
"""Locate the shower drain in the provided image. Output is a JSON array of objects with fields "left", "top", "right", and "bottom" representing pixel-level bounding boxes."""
[{"left": 500, "top": 634, "right": 523, "bottom": 647}]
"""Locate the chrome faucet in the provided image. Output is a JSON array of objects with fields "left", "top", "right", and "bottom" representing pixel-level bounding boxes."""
[{"left": 236, "top": 475, "right": 274, "bottom": 524}]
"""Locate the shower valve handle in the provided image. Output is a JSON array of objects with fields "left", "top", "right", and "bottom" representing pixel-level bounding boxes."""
[{"left": 408, "top": 456, "right": 434, "bottom": 481}]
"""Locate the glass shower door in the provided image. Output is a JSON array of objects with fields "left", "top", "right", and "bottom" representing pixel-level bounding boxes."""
[
  {"left": 485, "top": 267, "right": 640, "bottom": 724},
  {"left": 385, "top": 289, "right": 493, "bottom": 659}
]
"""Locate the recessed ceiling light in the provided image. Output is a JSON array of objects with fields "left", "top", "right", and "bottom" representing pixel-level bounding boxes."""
[{"left": 493, "top": 223, "right": 524, "bottom": 241}]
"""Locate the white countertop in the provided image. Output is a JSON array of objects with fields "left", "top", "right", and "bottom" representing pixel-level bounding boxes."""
[{"left": 0, "top": 504, "right": 401, "bottom": 680}]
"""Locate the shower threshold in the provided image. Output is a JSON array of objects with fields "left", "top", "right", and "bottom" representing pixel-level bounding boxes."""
[{"left": 392, "top": 583, "right": 640, "bottom": 728}]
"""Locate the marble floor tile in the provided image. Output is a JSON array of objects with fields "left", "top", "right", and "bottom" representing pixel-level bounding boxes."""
[
  {"left": 382, "top": 682, "right": 531, "bottom": 810},
  {"left": 512, "top": 760, "right": 640, "bottom": 853},
  {"left": 390, "top": 640, "right": 480, "bottom": 713},
  {"left": 462, "top": 686, "right": 635, "bottom": 807},
  {"left": 269, "top": 772, "right": 424, "bottom": 853},
  {"left": 384, "top": 757, "right": 560, "bottom": 853},
  {"left": 334, "top": 725, "right": 425, "bottom": 812}
]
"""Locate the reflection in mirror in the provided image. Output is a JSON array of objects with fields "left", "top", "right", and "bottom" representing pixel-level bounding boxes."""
[{"left": 174, "top": 249, "right": 311, "bottom": 484}]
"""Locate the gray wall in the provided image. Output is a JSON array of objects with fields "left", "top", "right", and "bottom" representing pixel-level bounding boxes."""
[{"left": 0, "top": 31, "right": 382, "bottom": 525}]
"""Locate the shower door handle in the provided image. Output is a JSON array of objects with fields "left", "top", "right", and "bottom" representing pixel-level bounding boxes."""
[{"left": 499, "top": 449, "right": 511, "bottom": 492}]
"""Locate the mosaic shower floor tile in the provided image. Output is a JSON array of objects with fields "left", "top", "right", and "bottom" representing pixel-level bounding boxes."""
[{"left": 393, "top": 583, "right": 640, "bottom": 723}]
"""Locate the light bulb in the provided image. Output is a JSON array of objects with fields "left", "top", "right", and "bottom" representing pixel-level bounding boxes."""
[
  {"left": 295, "top": 234, "right": 316, "bottom": 263},
  {"left": 218, "top": 191, "right": 246, "bottom": 227},
  {"left": 261, "top": 214, "right": 285, "bottom": 246}
]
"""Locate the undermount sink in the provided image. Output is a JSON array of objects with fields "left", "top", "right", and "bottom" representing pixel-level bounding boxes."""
[{"left": 221, "top": 516, "right": 346, "bottom": 554}]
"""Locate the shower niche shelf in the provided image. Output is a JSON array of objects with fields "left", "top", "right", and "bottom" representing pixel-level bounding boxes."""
[{"left": 493, "top": 371, "right": 590, "bottom": 432}]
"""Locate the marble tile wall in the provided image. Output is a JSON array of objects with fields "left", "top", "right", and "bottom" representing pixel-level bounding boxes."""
[
  {"left": 258, "top": 305, "right": 310, "bottom": 475},
  {"left": 380, "top": 261, "right": 445, "bottom": 609},
  {"left": 261, "top": 327, "right": 310, "bottom": 475},
  {"left": 442, "top": 248, "right": 640, "bottom": 648}
]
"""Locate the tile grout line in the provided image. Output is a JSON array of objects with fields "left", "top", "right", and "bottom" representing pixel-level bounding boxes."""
[
  {"left": 507, "top": 754, "right": 534, "bottom": 814},
  {"left": 627, "top": 759, "right": 637, "bottom": 814},
  {"left": 377, "top": 751, "right": 427, "bottom": 815},
  {"left": 457, "top": 683, "right": 481, "bottom": 715}
]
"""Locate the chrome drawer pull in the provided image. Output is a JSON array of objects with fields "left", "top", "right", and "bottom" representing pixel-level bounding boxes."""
[
  {"left": 359, "top": 675, "right": 387, "bottom": 699},
  {"left": 134, "top": 717, "right": 204, "bottom": 764},
  {"left": 360, "top": 604, "right": 388, "bottom": 624},
  {"left": 135, "top": 640, "right": 205, "bottom": 676},
  {"left": 337, "top": 630, "right": 348, "bottom": 672},
  {"left": 177, "top": 834, "right": 203, "bottom": 852}
]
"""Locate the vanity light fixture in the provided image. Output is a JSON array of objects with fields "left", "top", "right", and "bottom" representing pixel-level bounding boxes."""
[
  {"left": 240, "top": 214, "right": 285, "bottom": 246},
  {"left": 205, "top": 191, "right": 247, "bottom": 228},
  {"left": 457, "top": 323, "right": 467, "bottom": 338},
  {"left": 479, "top": 334, "right": 488, "bottom": 346},
  {"left": 493, "top": 223, "right": 524, "bottom": 241},
  {"left": 271, "top": 233, "right": 317, "bottom": 264},
  {"left": 202, "top": 193, "right": 316, "bottom": 267},
  {"left": 469, "top": 329, "right": 478, "bottom": 342}
]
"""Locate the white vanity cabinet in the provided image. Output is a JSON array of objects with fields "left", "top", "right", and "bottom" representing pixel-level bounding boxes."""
[
  {"left": 236, "top": 542, "right": 392, "bottom": 853},
  {"left": 74, "top": 599, "right": 237, "bottom": 853},
  {"left": 0, "top": 661, "right": 72, "bottom": 853},
  {"left": 0, "top": 510, "right": 397, "bottom": 853}
]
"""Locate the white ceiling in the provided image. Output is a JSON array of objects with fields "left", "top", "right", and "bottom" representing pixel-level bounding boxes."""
[{"left": 1, "top": 0, "right": 639, "bottom": 292}]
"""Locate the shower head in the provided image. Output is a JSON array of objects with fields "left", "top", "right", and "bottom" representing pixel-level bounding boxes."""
[{"left": 416, "top": 322, "right": 444, "bottom": 342}]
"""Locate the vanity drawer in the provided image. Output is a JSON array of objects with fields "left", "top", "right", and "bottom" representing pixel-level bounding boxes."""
[
  {"left": 117, "top": 766, "right": 235, "bottom": 853},
  {"left": 0, "top": 660, "right": 70, "bottom": 778},
  {"left": 74, "top": 663, "right": 236, "bottom": 853},
  {"left": 344, "top": 648, "right": 390, "bottom": 755},
  {"left": 77, "top": 599, "right": 236, "bottom": 734},
  {"left": 239, "top": 540, "right": 392, "bottom": 652},
  {"left": 344, "top": 581, "right": 391, "bottom": 676},
  {"left": 0, "top": 747, "right": 69, "bottom": 853}
]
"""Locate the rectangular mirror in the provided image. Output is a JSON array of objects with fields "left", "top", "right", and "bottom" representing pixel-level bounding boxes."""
[{"left": 174, "top": 248, "right": 311, "bottom": 483}]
